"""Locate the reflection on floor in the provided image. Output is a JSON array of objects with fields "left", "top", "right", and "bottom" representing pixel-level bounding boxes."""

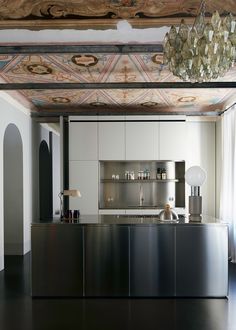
[{"left": 0, "top": 253, "right": 236, "bottom": 330}]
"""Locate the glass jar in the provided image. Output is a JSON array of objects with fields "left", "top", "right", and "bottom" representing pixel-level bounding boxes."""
[
  {"left": 156, "top": 168, "right": 162, "bottom": 180},
  {"left": 161, "top": 168, "right": 167, "bottom": 180},
  {"left": 130, "top": 171, "right": 135, "bottom": 180}
]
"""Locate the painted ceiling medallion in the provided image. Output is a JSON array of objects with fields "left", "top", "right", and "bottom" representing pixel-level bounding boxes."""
[
  {"left": 52, "top": 96, "right": 71, "bottom": 103},
  {"left": 178, "top": 96, "right": 196, "bottom": 103},
  {"left": 71, "top": 55, "right": 98, "bottom": 67},
  {"left": 151, "top": 54, "right": 163, "bottom": 65},
  {"left": 26, "top": 63, "right": 53, "bottom": 75},
  {"left": 0, "top": 1, "right": 236, "bottom": 20},
  {"left": 89, "top": 101, "right": 107, "bottom": 107},
  {"left": 141, "top": 101, "right": 159, "bottom": 107}
]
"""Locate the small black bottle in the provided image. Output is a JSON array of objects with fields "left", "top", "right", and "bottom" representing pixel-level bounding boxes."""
[
  {"left": 156, "top": 168, "right": 161, "bottom": 180},
  {"left": 161, "top": 168, "right": 167, "bottom": 180}
]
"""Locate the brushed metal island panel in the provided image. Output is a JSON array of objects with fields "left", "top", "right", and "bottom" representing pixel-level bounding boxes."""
[
  {"left": 85, "top": 225, "right": 129, "bottom": 296},
  {"left": 130, "top": 225, "right": 175, "bottom": 296},
  {"left": 31, "top": 225, "right": 83, "bottom": 297},
  {"left": 176, "top": 225, "right": 228, "bottom": 297},
  {"left": 31, "top": 218, "right": 228, "bottom": 298}
]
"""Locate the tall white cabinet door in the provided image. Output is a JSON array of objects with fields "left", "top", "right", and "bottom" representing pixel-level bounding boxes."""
[
  {"left": 69, "top": 122, "right": 98, "bottom": 160},
  {"left": 69, "top": 161, "right": 98, "bottom": 214},
  {"left": 125, "top": 122, "right": 159, "bottom": 160},
  {"left": 98, "top": 121, "right": 125, "bottom": 160},
  {"left": 186, "top": 122, "right": 215, "bottom": 217},
  {"left": 159, "top": 122, "right": 186, "bottom": 160}
]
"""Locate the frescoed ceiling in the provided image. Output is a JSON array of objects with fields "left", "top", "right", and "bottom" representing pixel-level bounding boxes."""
[
  {"left": 0, "top": 0, "right": 236, "bottom": 118},
  {"left": 0, "top": 0, "right": 235, "bottom": 28},
  {"left": 0, "top": 52, "right": 235, "bottom": 117}
]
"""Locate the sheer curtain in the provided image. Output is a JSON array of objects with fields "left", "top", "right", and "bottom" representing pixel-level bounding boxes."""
[{"left": 220, "top": 105, "right": 236, "bottom": 263}]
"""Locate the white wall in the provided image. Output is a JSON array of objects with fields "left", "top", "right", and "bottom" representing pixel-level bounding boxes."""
[
  {"left": 0, "top": 97, "right": 61, "bottom": 271},
  {"left": 0, "top": 94, "right": 32, "bottom": 271},
  {"left": 4, "top": 124, "right": 24, "bottom": 255},
  {"left": 186, "top": 120, "right": 216, "bottom": 217},
  {"left": 52, "top": 133, "right": 60, "bottom": 215},
  {"left": 31, "top": 123, "right": 60, "bottom": 220}
]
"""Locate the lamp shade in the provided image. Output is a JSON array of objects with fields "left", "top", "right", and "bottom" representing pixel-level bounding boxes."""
[
  {"left": 63, "top": 189, "right": 81, "bottom": 197},
  {"left": 185, "top": 166, "right": 206, "bottom": 186}
]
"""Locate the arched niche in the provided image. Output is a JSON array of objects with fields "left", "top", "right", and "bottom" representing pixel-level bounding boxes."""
[
  {"left": 4, "top": 123, "right": 23, "bottom": 255},
  {"left": 39, "top": 140, "right": 52, "bottom": 219}
]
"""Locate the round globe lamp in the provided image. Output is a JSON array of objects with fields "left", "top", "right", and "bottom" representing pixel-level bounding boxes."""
[{"left": 185, "top": 166, "right": 206, "bottom": 221}]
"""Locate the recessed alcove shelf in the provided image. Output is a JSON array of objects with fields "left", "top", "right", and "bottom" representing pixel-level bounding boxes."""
[{"left": 99, "top": 160, "right": 185, "bottom": 209}]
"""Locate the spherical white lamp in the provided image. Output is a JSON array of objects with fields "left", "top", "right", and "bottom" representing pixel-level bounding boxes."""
[
  {"left": 185, "top": 166, "right": 206, "bottom": 221},
  {"left": 185, "top": 166, "right": 206, "bottom": 187}
]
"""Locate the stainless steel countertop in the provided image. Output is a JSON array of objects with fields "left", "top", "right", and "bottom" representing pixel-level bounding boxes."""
[{"left": 32, "top": 214, "right": 227, "bottom": 226}]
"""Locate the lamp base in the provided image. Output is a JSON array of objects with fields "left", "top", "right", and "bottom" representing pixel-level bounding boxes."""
[
  {"left": 189, "top": 196, "right": 202, "bottom": 222},
  {"left": 189, "top": 215, "right": 202, "bottom": 222}
]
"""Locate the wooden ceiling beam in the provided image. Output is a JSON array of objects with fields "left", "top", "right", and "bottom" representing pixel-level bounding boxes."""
[
  {"left": 0, "top": 82, "right": 236, "bottom": 90},
  {"left": 30, "top": 110, "right": 221, "bottom": 118},
  {"left": 0, "top": 44, "right": 163, "bottom": 54}
]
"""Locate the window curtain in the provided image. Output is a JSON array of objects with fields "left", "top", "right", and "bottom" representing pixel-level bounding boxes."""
[{"left": 220, "top": 105, "right": 236, "bottom": 263}]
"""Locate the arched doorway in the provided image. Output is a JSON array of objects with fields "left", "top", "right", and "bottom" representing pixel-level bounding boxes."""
[
  {"left": 4, "top": 123, "right": 23, "bottom": 255},
  {"left": 39, "top": 140, "right": 52, "bottom": 219}
]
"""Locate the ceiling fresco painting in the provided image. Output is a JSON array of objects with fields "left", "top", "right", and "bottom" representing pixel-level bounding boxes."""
[
  {"left": 0, "top": 52, "right": 235, "bottom": 115},
  {"left": 0, "top": 0, "right": 235, "bottom": 21},
  {"left": 0, "top": 0, "right": 236, "bottom": 116}
]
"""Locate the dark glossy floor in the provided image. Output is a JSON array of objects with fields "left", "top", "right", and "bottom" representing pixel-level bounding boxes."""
[{"left": 0, "top": 254, "right": 236, "bottom": 330}]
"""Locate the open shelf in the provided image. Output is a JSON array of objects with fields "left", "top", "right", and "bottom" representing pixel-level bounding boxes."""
[
  {"left": 99, "top": 160, "right": 185, "bottom": 209},
  {"left": 101, "top": 179, "right": 180, "bottom": 183}
]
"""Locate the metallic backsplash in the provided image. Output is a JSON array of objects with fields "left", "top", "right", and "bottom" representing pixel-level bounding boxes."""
[{"left": 99, "top": 161, "right": 185, "bottom": 209}]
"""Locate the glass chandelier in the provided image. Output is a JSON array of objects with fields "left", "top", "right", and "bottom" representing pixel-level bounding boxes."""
[{"left": 163, "top": 1, "right": 236, "bottom": 82}]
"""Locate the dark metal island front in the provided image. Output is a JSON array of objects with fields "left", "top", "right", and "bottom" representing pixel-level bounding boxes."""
[{"left": 31, "top": 215, "right": 228, "bottom": 298}]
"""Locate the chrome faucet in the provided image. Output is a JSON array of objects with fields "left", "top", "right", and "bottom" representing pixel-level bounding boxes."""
[{"left": 139, "top": 184, "right": 144, "bottom": 206}]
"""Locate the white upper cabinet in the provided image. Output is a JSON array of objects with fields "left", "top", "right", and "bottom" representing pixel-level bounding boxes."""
[
  {"left": 125, "top": 122, "right": 159, "bottom": 160},
  {"left": 69, "top": 160, "right": 98, "bottom": 214},
  {"left": 67, "top": 116, "right": 216, "bottom": 216},
  {"left": 69, "top": 121, "right": 98, "bottom": 160},
  {"left": 159, "top": 122, "right": 187, "bottom": 160},
  {"left": 98, "top": 120, "right": 125, "bottom": 160}
]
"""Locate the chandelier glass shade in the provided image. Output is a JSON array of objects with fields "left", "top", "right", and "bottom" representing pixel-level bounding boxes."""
[{"left": 163, "top": 1, "right": 236, "bottom": 82}]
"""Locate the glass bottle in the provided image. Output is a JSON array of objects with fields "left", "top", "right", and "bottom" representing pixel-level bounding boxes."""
[
  {"left": 156, "top": 168, "right": 162, "bottom": 180},
  {"left": 143, "top": 169, "right": 147, "bottom": 180},
  {"left": 161, "top": 168, "right": 167, "bottom": 180}
]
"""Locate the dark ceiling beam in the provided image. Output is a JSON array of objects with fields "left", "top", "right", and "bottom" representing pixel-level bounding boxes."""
[
  {"left": 0, "top": 82, "right": 236, "bottom": 90},
  {"left": 0, "top": 44, "right": 163, "bottom": 54},
  {"left": 31, "top": 111, "right": 220, "bottom": 118}
]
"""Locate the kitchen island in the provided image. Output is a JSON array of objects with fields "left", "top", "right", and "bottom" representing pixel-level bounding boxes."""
[{"left": 31, "top": 215, "right": 228, "bottom": 298}]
